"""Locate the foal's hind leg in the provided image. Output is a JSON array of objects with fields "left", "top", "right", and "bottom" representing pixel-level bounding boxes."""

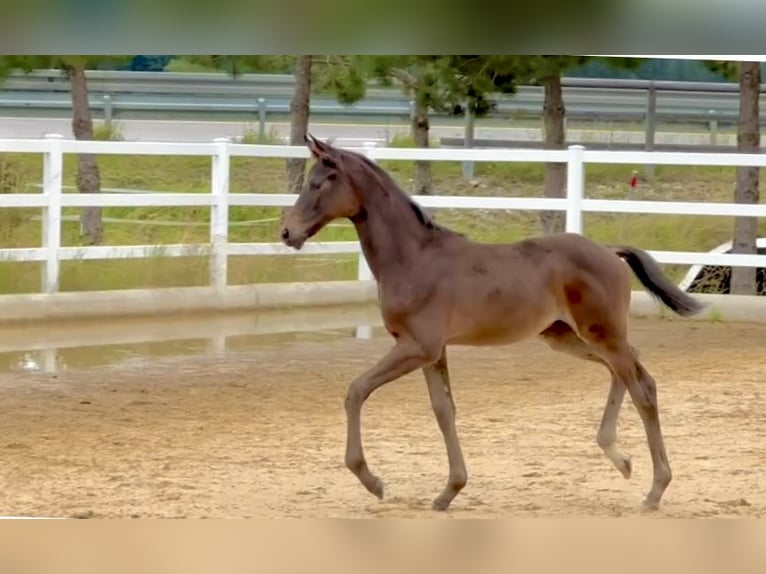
[
  {"left": 422, "top": 348, "right": 467, "bottom": 511},
  {"left": 539, "top": 321, "right": 632, "bottom": 479},
  {"left": 577, "top": 331, "right": 672, "bottom": 510},
  {"left": 597, "top": 378, "right": 631, "bottom": 479},
  {"left": 629, "top": 359, "right": 672, "bottom": 510}
]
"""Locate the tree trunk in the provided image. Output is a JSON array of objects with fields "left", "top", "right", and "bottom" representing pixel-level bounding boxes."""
[
  {"left": 539, "top": 74, "right": 567, "bottom": 234},
  {"left": 286, "top": 55, "right": 312, "bottom": 194},
  {"left": 411, "top": 95, "right": 433, "bottom": 195},
  {"left": 66, "top": 65, "right": 103, "bottom": 245},
  {"left": 731, "top": 61, "right": 761, "bottom": 295}
]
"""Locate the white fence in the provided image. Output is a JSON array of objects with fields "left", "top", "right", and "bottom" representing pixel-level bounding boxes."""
[{"left": 1, "top": 133, "right": 766, "bottom": 296}]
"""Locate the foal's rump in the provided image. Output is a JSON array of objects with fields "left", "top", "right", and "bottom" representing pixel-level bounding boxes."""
[
  {"left": 610, "top": 245, "right": 705, "bottom": 317},
  {"left": 523, "top": 233, "right": 704, "bottom": 320}
]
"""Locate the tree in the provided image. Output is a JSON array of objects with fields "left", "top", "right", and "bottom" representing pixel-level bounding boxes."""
[
  {"left": 497, "top": 56, "right": 642, "bottom": 234},
  {"left": 180, "top": 56, "right": 309, "bottom": 194},
  {"left": 398, "top": 58, "right": 449, "bottom": 195},
  {"left": 286, "top": 56, "right": 313, "bottom": 194},
  {"left": 317, "top": 56, "right": 445, "bottom": 194},
  {"left": 705, "top": 60, "right": 761, "bottom": 295},
  {"left": 170, "top": 55, "right": 294, "bottom": 75},
  {"left": 0, "top": 55, "right": 131, "bottom": 245},
  {"left": 322, "top": 55, "right": 639, "bottom": 216},
  {"left": 524, "top": 57, "right": 587, "bottom": 234},
  {"left": 63, "top": 58, "right": 104, "bottom": 245},
  {"left": 319, "top": 56, "right": 517, "bottom": 196},
  {"left": 441, "top": 56, "right": 518, "bottom": 116},
  {"left": 188, "top": 55, "right": 514, "bottom": 197}
]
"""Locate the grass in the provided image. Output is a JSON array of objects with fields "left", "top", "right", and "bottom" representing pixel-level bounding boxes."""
[
  {"left": 1, "top": 137, "right": 765, "bottom": 295},
  {"left": 239, "top": 125, "right": 284, "bottom": 145},
  {"left": 92, "top": 121, "right": 124, "bottom": 142}
]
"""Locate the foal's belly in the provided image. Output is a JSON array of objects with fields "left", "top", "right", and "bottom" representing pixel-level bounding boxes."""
[{"left": 445, "top": 297, "right": 562, "bottom": 347}]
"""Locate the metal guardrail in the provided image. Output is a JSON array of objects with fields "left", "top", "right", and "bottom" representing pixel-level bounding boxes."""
[
  {"left": 438, "top": 138, "right": 740, "bottom": 154},
  {"left": 0, "top": 69, "right": 763, "bottom": 126},
  {"left": 1, "top": 69, "right": 760, "bottom": 182}
]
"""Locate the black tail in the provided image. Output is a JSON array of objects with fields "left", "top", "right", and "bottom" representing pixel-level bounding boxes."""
[{"left": 612, "top": 245, "right": 706, "bottom": 317}]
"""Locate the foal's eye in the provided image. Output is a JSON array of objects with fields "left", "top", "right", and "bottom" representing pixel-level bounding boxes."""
[{"left": 327, "top": 173, "right": 337, "bottom": 181}]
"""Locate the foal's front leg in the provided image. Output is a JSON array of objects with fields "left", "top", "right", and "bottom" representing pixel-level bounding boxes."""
[
  {"left": 423, "top": 348, "right": 467, "bottom": 511},
  {"left": 344, "top": 338, "right": 437, "bottom": 500}
]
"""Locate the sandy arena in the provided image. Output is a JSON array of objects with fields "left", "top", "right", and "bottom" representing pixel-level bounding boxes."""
[{"left": 0, "top": 315, "right": 763, "bottom": 518}]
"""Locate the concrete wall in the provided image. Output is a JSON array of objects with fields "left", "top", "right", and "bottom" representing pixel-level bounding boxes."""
[
  {"left": 628, "top": 291, "right": 766, "bottom": 323},
  {"left": 0, "top": 281, "right": 378, "bottom": 324},
  {"left": 0, "top": 280, "right": 764, "bottom": 325},
  {"left": 0, "top": 303, "right": 385, "bottom": 354}
]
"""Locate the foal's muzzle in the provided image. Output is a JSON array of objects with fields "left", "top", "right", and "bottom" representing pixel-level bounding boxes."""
[{"left": 280, "top": 226, "right": 307, "bottom": 250}]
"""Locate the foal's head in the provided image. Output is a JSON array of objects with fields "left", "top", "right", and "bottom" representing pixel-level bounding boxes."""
[{"left": 280, "top": 135, "right": 361, "bottom": 250}]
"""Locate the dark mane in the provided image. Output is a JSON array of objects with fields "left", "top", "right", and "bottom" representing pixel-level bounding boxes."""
[{"left": 337, "top": 147, "right": 463, "bottom": 237}]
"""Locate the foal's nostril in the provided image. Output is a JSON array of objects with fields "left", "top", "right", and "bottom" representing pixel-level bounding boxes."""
[{"left": 281, "top": 228, "right": 290, "bottom": 241}]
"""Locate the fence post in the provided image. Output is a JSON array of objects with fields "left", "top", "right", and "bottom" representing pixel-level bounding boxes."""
[
  {"left": 708, "top": 110, "right": 718, "bottom": 146},
  {"left": 210, "top": 137, "right": 230, "bottom": 295},
  {"left": 462, "top": 100, "right": 475, "bottom": 180},
  {"left": 41, "top": 133, "right": 63, "bottom": 294},
  {"left": 257, "top": 98, "right": 267, "bottom": 141},
  {"left": 565, "top": 144, "right": 585, "bottom": 234},
  {"left": 42, "top": 348, "right": 58, "bottom": 373},
  {"left": 644, "top": 82, "right": 657, "bottom": 180},
  {"left": 102, "top": 94, "right": 113, "bottom": 129}
]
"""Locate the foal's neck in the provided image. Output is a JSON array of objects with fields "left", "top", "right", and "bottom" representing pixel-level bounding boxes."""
[{"left": 351, "top": 192, "right": 433, "bottom": 282}]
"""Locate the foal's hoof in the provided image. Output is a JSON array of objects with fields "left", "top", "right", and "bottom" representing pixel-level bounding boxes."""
[
  {"left": 618, "top": 456, "right": 632, "bottom": 480},
  {"left": 640, "top": 498, "right": 661, "bottom": 512},
  {"left": 432, "top": 497, "right": 452, "bottom": 512},
  {"left": 365, "top": 476, "right": 384, "bottom": 500}
]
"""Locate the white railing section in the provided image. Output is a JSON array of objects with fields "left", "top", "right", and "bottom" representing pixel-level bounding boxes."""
[{"left": 1, "top": 133, "right": 766, "bottom": 295}]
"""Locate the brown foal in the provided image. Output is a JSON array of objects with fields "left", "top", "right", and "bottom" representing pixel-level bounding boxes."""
[{"left": 280, "top": 134, "right": 704, "bottom": 512}]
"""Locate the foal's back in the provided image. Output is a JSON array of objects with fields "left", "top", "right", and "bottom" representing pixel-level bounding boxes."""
[{"left": 434, "top": 232, "right": 631, "bottom": 346}]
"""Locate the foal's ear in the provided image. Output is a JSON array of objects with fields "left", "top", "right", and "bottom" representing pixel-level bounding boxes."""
[
  {"left": 306, "top": 133, "right": 332, "bottom": 160},
  {"left": 306, "top": 134, "right": 341, "bottom": 171}
]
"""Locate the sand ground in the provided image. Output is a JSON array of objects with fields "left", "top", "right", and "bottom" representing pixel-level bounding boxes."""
[{"left": 0, "top": 317, "right": 763, "bottom": 518}]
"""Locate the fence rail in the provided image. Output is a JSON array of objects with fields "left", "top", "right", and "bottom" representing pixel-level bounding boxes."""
[{"left": 1, "top": 134, "right": 765, "bottom": 296}]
